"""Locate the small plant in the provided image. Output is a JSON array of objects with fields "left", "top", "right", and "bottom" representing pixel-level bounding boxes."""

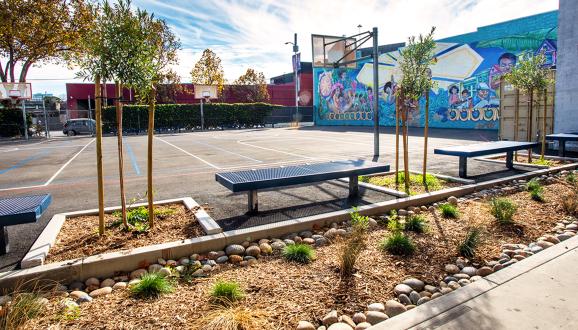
[
  {"left": 0, "top": 292, "right": 45, "bottom": 328},
  {"left": 531, "top": 158, "right": 553, "bottom": 166},
  {"left": 196, "top": 306, "right": 269, "bottom": 330},
  {"left": 130, "top": 273, "right": 174, "bottom": 299},
  {"left": 439, "top": 203, "right": 459, "bottom": 218},
  {"left": 282, "top": 244, "right": 316, "bottom": 264},
  {"left": 210, "top": 280, "right": 245, "bottom": 304},
  {"left": 526, "top": 179, "right": 545, "bottom": 201},
  {"left": 111, "top": 206, "right": 175, "bottom": 233},
  {"left": 562, "top": 191, "right": 578, "bottom": 216},
  {"left": 405, "top": 215, "right": 427, "bottom": 233},
  {"left": 566, "top": 172, "right": 577, "bottom": 185},
  {"left": 339, "top": 209, "right": 369, "bottom": 277},
  {"left": 379, "top": 232, "right": 416, "bottom": 256},
  {"left": 490, "top": 198, "right": 517, "bottom": 225},
  {"left": 59, "top": 298, "right": 81, "bottom": 321},
  {"left": 458, "top": 227, "right": 482, "bottom": 258}
]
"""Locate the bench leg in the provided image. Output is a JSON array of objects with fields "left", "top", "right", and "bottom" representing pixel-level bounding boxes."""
[
  {"left": 0, "top": 226, "right": 8, "bottom": 255},
  {"left": 559, "top": 140, "right": 566, "bottom": 157},
  {"left": 248, "top": 190, "right": 258, "bottom": 214},
  {"left": 506, "top": 151, "right": 514, "bottom": 170},
  {"left": 348, "top": 175, "right": 359, "bottom": 198},
  {"left": 459, "top": 156, "right": 467, "bottom": 178}
]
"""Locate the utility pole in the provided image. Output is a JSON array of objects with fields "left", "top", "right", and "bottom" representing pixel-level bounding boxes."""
[
  {"left": 293, "top": 33, "right": 299, "bottom": 125},
  {"left": 42, "top": 92, "right": 50, "bottom": 138},
  {"left": 22, "top": 100, "right": 28, "bottom": 140},
  {"left": 372, "top": 27, "right": 380, "bottom": 159}
]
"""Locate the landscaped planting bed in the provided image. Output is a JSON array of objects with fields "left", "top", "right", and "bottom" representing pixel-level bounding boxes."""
[
  {"left": 493, "top": 154, "right": 574, "bottom": 167},
  {"left": 46, "top": 203, "right": 204, "bottom": 263},
  {"left": 360, "top": 172, "right": 462, "bottom": 195},
  {"left": 6, "top": 170, "right": 578, "bottom": 329}
]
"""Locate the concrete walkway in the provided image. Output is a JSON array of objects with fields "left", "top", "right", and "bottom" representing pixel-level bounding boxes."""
[{"left": 371, "top": 234, "right": 578, "bottom": 330}]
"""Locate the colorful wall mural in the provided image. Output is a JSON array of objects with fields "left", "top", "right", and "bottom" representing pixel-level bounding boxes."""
[{"left": 313, "top": 19, "right": 558, "bottom": 130}]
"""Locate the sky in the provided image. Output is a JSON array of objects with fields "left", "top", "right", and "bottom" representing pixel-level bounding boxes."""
[{"left": 22, "top": 0, "right": 558, "bottom": 98}]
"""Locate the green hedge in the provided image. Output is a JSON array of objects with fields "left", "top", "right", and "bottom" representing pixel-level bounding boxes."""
[
  {"left": 0, "top": 108, "right": 32, "bottom": 137},
  {"left": 102, "top": 103, "right": 279, "bottom": 132}
]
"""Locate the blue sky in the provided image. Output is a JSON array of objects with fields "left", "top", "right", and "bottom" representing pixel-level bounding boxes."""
[{"left": 25, "top": 0, "right": 558, "bottom": 97}]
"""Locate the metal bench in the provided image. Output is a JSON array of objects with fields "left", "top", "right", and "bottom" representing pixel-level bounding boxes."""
[
  {"left": 215, "top": 160, "right": 390, "bottom": 213},
  {"left": 546, "top": 133, "right": 578, "bottom": 157},
  {"left": 0, "top": 194, "right": 52, "bottom": 255},
  {"left": 434, "top": 141, "right": 539, "bottom": 178}
]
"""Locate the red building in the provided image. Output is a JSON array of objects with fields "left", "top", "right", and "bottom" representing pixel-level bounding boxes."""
[{"left": 65, "top": 63, "right": 313, "bottom": 119}]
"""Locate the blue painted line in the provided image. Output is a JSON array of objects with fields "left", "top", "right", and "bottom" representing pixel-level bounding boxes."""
[
  {"left": 123, "top": 139, "right": 141, "bottom": 176},
  {"left": 0, "top": 150, "right": 50, "bottom": 175}
]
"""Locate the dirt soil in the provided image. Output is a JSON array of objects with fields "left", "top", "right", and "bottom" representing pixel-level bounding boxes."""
[
  {"left": 45, "top": 204, "right": 204, "bottom": 264},
  {"left": 31, "top": 182, "right": 576, "bottom": 329}
]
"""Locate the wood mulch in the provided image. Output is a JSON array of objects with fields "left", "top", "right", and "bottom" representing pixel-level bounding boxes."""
[
  {"left": 494, "top": 155, "right": 573, "bottom": 166},
  {"left": 363, "top": 173, "right": 462, "bottom": 195},
  {"left": 30, "top": 182, "right": 576, "bottom": 329},
  {"left": 45, "top": 204, "right": 204, "bottom": 264}
]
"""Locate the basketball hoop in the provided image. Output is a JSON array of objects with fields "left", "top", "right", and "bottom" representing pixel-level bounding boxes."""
[
  {"left": 202, "top": 91, "right": 211, "bottom": 103},
  {"left": 8, "top": 90, "right": 21, "bottom": 105}
]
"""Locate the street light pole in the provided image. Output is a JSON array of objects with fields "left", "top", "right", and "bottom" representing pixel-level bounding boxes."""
[
  {"left": 286, "top": 34, "right": 299, "bottom": 126},
  {"left": 372, "top": 27, "right": 380, "bottom": 159},
  {"left": 22, "top": 99, "right": 28, "bottom": 140}
]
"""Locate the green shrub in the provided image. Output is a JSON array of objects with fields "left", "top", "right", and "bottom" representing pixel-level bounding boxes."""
[
  {"left": 111, "top": 206, "right": 175, "bottom": 232},
  {"left": 439, "top": 203, "right": 459, "bottom": 218},
  {"left": 130, "top": 273, "right": 174, "bottom": 299},
  {"left": 379, "top": 232, "right": 416, "bottom": 256},
  {"left": 360, "top": 172, "right": 442, "bottom": 190},
  {"left": 527, "top": 179, "right": 545, "bottom": 202},
  {"left": 405, "top": 215, "right": 427, "bottom": 233},
  {"left": 387, "top": 217, "right": 404, "bottom": 233},
  {"left": 350, "top": 208, "right": 370, "bottom": 231},
  {"left": 531, "top": 158, "right": 553, "bottom": 166},
  {"left": 490, "top": 198, "right": 517, "bottom": 225},
  {"left": 458, "top": 227, "right": 482, "bottom": 258},
  {"left": 0, "top": 292, "right": 45, "bottom": 328},
  {"left": 103, "top": 103, "right": 279, "bottom": 132},
  {"left": 566, "top": 172, "right": 576, "bottom": 185},
  {"left": 339, "top": 209, "right": 369, "bottom": 277},
  {"left": 210, "top": 280, "right": 245, "bottom": 304},
  {"left": 282, "top": 244, "right": 316, "bottom": 264}
]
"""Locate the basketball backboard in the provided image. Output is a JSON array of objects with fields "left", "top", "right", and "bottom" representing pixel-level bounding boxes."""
[
  {"left": 0, "top": 83, "right": 32, "bottom": 100},
  {"left": 194, "top": 84, "right": 218, "bottom": 99},
  {"left": 312, "top": 34, "right": 357, "bottom": 68}
]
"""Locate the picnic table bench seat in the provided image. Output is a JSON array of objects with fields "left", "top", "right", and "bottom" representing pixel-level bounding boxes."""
[
  {"left": 215, "top": 160, "right": 390, "bottom": 213},
  {"left": 0, "top": 194, "right": 52, "bottom": 255},
  {"left": 546, "top": 133, "right": 578, "bottom": 157},
  {"left": 434, "top": 141, "right": 539, "bottom": 178}
]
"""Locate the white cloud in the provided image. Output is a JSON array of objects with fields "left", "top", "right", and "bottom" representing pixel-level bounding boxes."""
[{"left": 19, "top": 0, "right": 558, "bottom": 96}]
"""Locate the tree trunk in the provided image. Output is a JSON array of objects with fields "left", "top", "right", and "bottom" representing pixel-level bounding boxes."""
[
  {"left": 402, "top": 101, "right": 410, "bottom": 194},
  {"left": 395, "top": 95, "right": 400, "bottom": 186},
  {"left": 423, "top": 90, "right": 429, "bottom": 186},
  {"left": 541, "top": 89, "right": 547, "bottom": 159},
  {"left": 527, "top": 89, "right": 534, "bottom": 163},
  {"left": 115, "top": 81, "right": 128, "bottom": 228},
  {"left": 514, "top": 89, "right": 519, "bottom": 161},
  {"left": 147, "top": 88, "right": 156, "bottom": 228},
  {"left": 95, "top": 76, "right": 105, "bottom": 235}
]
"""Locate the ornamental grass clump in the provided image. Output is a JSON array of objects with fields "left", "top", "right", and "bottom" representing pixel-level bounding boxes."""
[
  {"left": 130, "top": 273, "right": 174, "bottom": 299},
  {"left": 490, "top": 198, "right": 517, "bottom": 225},
  {"left": 338, "top": 209, "right": 369, "bottom": 277},
  {"left": 380, "top": 232, "right": 416, "bottom": 256},
  {"left": 195, "top": 306, "right": 269, "bottom": 330},
  {"left": 210, "top": 280, "right": 245, "bottom": 304},
  {"left": 439, "top": 203, "right": 459, "bottom": 218},
  {"left": 458, "top": 227, "right": 482, "bottom": 258},
  {"left": 405, "top": 214, "right": 427, "bottom": 233},
  {"left": 527, "top": 179, "right": 545, "bottom": 202},
  {"left": 282, "top": 244, "right": 316, "bottom": 264}
]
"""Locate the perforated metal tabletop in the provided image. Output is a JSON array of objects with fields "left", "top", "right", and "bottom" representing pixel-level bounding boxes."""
[
  {"left": 216, "top": 160, "right": 390, "bottom": 192},
  {"left": 0, "top": 194, "right": 52, "bottom": 226}
]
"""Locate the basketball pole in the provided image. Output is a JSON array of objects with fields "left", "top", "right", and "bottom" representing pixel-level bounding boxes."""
[
  {"left": 372, "top": 27, "right": 379, "bottom": 160},
  {"left": 22, "top": 99, "right": 28, "bottom": 140}
]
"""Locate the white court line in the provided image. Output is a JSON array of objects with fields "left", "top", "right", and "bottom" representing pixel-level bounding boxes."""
[
  {"left": 1, "top": 144, "right": 90, "bottom": 153},
  {"left": 156, "top": 137, "right": 221, "bottom": 169},
  {"left": 44, "top": 138, "right": 95, "bottom": 186},
  {"left": 237, "top": 140, "right": 315, "bottom": 160},
  {"left": 192, "top": 140, "right": 262, "bottom": 163}
]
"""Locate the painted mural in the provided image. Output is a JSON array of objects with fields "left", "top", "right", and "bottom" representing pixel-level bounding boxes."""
[{"left": 313, "top": 37, "right": 557, "bottom": 130}]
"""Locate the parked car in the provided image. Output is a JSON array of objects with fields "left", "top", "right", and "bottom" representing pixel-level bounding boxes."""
[{"left": 63, "top": 118, "right": 95, "bottom": 136}]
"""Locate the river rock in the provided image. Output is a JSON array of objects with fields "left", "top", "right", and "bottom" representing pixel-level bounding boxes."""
[
  {"left": 129, "top": 269, "right": 147, "bottom": 279},
  {"left": 444, "top": 264, "right": 460, "bottom": 274},
  {"left": 447, "top": 196, "right": 458, "bottom": 205},
  {"left": 229, "top": 255, "right": 243, "bottom": 263},
  {"left": 322, "top": 310, "right": 338, "bottom": 326},
  {"left": 355, "top": 322, "right": 372, "bottom": 330},
  {"left": 409, "top": 291, "right": 421, "bottom": 305},
  {"left": 536, "top": 240, "right": 554, "bottom": 249},
  {"left": 367, "top": 302, "right": 385, "bottom": 312},
  {"left": 245, "top": 245, "right": 261, "bottom": 257},
  {"left": 89, "top": 286, "right": 112, "bottom": 298},
  {"left": 100, "top": 278, "right": 115, "bottom": 288},
  {"left": 271, "top": 241, "right": 286, "bottom": 251},
  {"left": 85, "top": 277, "right": 100, "bottom": 287},
  {"left": 225, "top": 244, "right": 245, "bottom": 256},
  {"left": 112, "top": 282, "right": 127, "bottom": 290},
  {"left": 352, "top": 312, "right": 366, "bottom": 324},
  {"left": 339, "top": 315, "right": 356, "bottom": 328},
  {"left": 398, "top": 294, "right": 411, "bottom": 305},
  {"left": 259, "top": 243, "right": 273, "bottom": 254},
  {"left": 148, "top": 264, "right": 163, "bottom": 273},
  {"left": 296, "top": 321, "right": 316, "bottom": 330},
  {"left": 394, "top": 283, "right": 413, "bottom": 296},
  {"left": 328, "top": 323, "right": 353, "bottom": 330},
  {"left": 460, "top": 266, "right": 477, "bottom": 277},
  {"left": 417, "top": 297, "right": 430, "bottom": 305},
  {"left": 365, "top": 311, "right": 388, "bottom": 325},
  {"left": 402, "top": 278, "right": 425, "bottom": 291},
  {"left": 385, "top": 300, "right": 406, "bottom": 317}
]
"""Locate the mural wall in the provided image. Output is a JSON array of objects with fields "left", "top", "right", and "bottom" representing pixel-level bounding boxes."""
[{"left": 313, "top": 38, "right": 557, "bottom": 130}]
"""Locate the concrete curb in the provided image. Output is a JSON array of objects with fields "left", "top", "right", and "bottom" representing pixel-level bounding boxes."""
[
  {"left": 474, "top": 154, "right": 578, "bottom": 169},
  {"left": 20, "top": 197, "right": 221, "bottom": 269},
  {"left": 2, "top": 163, "right": 576, "bottom": 289},
  {"left": 368, "top": 234, "right": 578, "bottom": 330}
]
